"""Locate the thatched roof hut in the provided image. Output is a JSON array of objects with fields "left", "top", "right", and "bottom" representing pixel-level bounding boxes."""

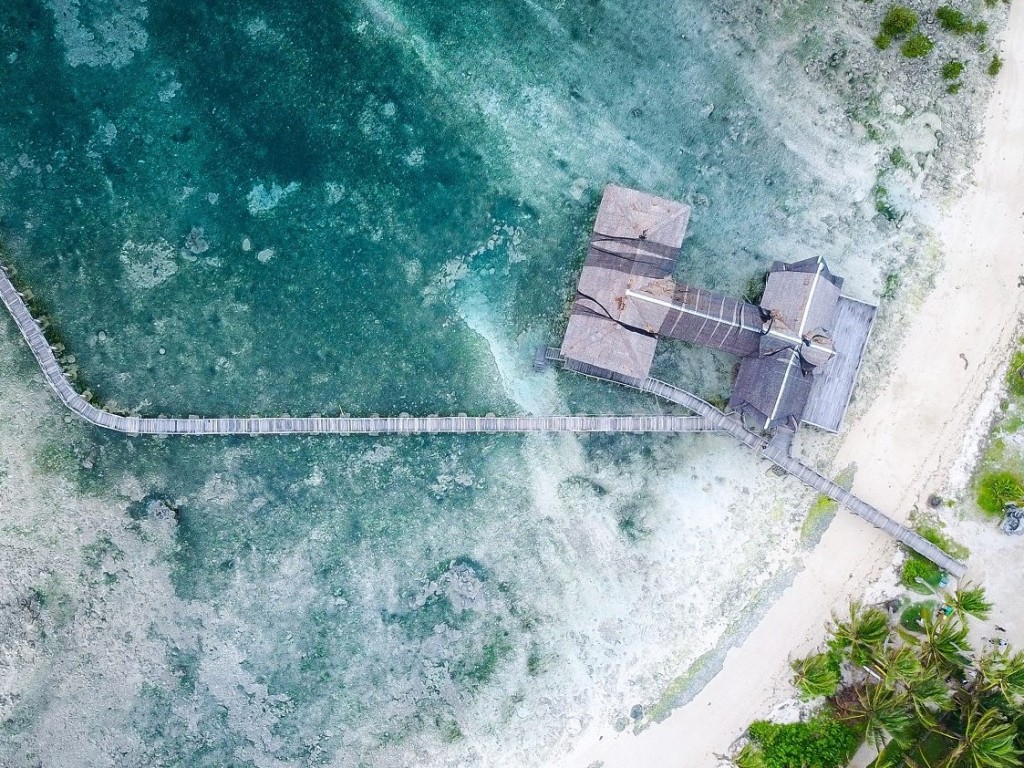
[
  {"left": 560, "top": 185, "right": 691, "bottom": 382},
  {"left": 559, "top": 187, "right": 875, "bottom": 433}
]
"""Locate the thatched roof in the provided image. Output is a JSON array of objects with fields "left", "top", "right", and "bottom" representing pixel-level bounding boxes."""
[
  {"left": 559, "top": 188, "right": 875, "bottom": 433},
  {"left": 560, "top": 185, "right": 691, "bottom": 382},
  {"left": 728, "top": 257, "right": 853, "bottom": 429}
]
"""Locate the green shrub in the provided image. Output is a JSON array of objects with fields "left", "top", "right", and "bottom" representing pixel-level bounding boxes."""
[
  {"left": 946, "top": 81, "right": 964, "bottom": 94},
  {"left": 1006, "top": 341, "right": 1024, "bottom": 397},
  {"left": 881, "top": 270, "right": 902, "bottom": 299},
  {"left": 901, "top": 525, "right": 967, "bottom": 589},
  {"left": 902, "top": 555, "right": 945, "bottom": 591},
  {"left": 941, "top": 59, "right": 965, "bottom": 79},
  {"left": 874, "top": 185, "right": 898, "bottom": 221},
  {"left": 935, "top": 6, "right": 973, "bottom": 34},
  {"left": 900, "top": 600, "right": 938, "bottom": 631},
  {"left": 889, "top": 146, "right": 908, "bottom": 168},
  {"left": 902, "top": 33, "right": 935, "bottom": 58},
  {"left": 881, "top": 5, "right": 919, "bottom": 37},
  {"left": 747, "top": 716, "right": 859, "bottom": 768},
  {"left": 988, "top": 54, "right": 1004, "bottom": 76},
  {"left": 874, "top": 33, "right": 893, "bottom": 50},
  {"left": 977, "top": 470, "right": 1024, "bottom": 515}
]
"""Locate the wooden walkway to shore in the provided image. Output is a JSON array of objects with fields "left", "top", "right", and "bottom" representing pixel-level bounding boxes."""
[
  {"left": 640, "top": 378, "right": 967, "bottom": 578},
  {"left": 0, "top": 262, "right": 967, "bottom": 578}
]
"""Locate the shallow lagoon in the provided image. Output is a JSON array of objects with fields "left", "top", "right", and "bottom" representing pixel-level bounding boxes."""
[{"left": 0, "top": 1, "right": 892, "bottom": 765}]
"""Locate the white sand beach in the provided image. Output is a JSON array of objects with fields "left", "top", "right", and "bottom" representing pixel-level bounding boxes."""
[{"left": 561, "top": 3, "right": 1024, "bottom": 766}]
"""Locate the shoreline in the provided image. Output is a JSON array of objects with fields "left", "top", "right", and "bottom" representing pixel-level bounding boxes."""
[{"left": 560, "top": 1, "right": 1024, "bottom": 765}]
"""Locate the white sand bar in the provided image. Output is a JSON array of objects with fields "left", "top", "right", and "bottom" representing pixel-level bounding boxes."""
[{"left": 561, "top": 2, "right": 1024, "bottom": 766}]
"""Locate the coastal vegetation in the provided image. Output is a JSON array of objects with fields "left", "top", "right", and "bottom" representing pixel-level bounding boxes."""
[
  {"left": 901, "top": 32, "right": 935, "bottom": 59},
  {"left": 735, "top": 588, "right": 1023, "bottom": 768},
  {"left": 899, "top": 523, "right": 967, "bottom": 590},
  {"left": 871, "top": 1, "right": 1007, "bottom": 79},
  {"left": 941, "top": 59, "right": 966, "bottom": 80},
  {"left": 976, "top": 470, "right": 1023, "bottom": 516},
  {"left": 738, "top": 715, "right": 859, "bottom": 768},
  {"left": 969, "top": 337, "right": 1024, "bottom": 521},
  {"left": 935, "top": 5, "right": 986, "bottom": 35},
  {"left": 875, "top": 5, "right": 920, "bottom": 50}
]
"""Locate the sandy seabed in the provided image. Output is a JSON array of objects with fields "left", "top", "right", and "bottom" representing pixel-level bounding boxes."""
[{"left": 562, "top": 3, "right": 1024, "bottom": 766}]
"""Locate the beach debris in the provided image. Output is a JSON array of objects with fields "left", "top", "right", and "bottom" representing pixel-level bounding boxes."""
[{"left": 1000, "top": 503, "right": 1024, "bottom": 535}]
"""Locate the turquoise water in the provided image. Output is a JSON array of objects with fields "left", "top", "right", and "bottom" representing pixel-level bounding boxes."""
[{"left": 0, "top": 1, "right": 863, "bottom": 766}]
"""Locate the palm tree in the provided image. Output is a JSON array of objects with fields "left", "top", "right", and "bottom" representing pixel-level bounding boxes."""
[
  {"left": 944, "top": 584, "right": 993, "bottom": 623},
  {"left": 873, "top": 645, "right": 924, "bottom": 689},
  {"left": 937, "top": 706, "right": 1022, "bottom": 768},
  {"left": 792, "top": 652, "right": 842, "bottom": 699},
  {"left": 834, "top": 681, "right": 915, "bottom": 751},
  {"left": 904, "top": 612, "right": 972, "bottom": 675},
  {"left": 904, "top": 668, "right": 955, "bottom": 729},
  {"left": 870, "top": 645, "right": 953, "bottom": 729},
  {"left": 973, "top": 649, "right": 1024, "bottom": 705},
  {"left": 830, "top": 601, "right": 890, "bottom": 667}
]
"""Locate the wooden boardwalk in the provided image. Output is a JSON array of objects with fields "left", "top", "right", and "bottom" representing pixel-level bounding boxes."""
[
  {"left": 0, "top": 261, "right": 967, "bottom": 578},
  {"left": 802, "top": 296, "right": 877, "bottom": 433},
  {"left": 0, "top": 265, "right": 712, "bottom": 436}
]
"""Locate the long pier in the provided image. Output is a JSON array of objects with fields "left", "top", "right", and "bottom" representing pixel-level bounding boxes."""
[
  {"left": 0, "top": 265, "right": 711, "bottom": 436},
  {"left": 0, "top": 261, "right": 967, "bottom": 577}
]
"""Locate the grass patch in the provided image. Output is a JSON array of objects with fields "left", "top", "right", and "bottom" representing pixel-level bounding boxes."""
[
  {"left": 901, "top": 33, "right": 935, "bottom": 58},
  {"left": 875, "top": 33, "right": 893, "bottom": 50},
  {"left": 988, "top": 54, "right": 1004, "bottom": 76},
  {"left": 889, "top": 146, "right": 909, "bottom": 169},
  {"left": 1007, "top": 339, "right": 1024, "bottom": 398},
  {"left": 935, "top": 6, "right": 984, "bottom": 35},
  {"left": 873, "top": 184, "right": 899, "bottom": 221},
  {"left": 976, "top": 470, "right": 1024, "bottom": 516},
  {"left": 881, "top": 5, "right": 919, "bottom": 37},
  {"left": 941, "top": 59, "right": 965, "bottom": 79},
  {"left": 946, "top": 81, "right": 964, "bottom": 94},
  {"left": 801, "top": 465, "right": 855, "bottom": 544},
  {"left": 802, "top": 494, "right": 839, "bottom": 543},
  {"left": 881, "top": 270, "right": 902, "bottom": 299},
  {"left": 642, "top": 650, "right": 714, "bottom": 724}
]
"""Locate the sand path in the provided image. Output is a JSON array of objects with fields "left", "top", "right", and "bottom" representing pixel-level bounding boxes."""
[{"left": 562, "top": 3, "right": 1024, "bottom": 765}]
